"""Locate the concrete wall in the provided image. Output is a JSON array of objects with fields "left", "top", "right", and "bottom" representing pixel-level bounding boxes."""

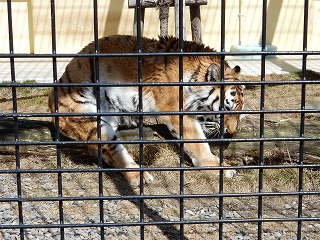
[{"left": 1, "top": 0, "right": 319, "bottom": 54}]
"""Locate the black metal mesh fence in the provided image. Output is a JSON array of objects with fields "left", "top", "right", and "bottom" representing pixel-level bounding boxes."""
[{"left": 1, "top": 0, "right": 319, "bottom": 240}]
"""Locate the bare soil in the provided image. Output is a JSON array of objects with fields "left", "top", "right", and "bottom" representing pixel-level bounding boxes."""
[{"left": 0, "top": 72, "right": 319, "bottom": 239}]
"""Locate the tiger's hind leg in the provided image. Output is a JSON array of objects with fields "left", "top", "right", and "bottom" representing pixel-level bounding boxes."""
[{"left": 57, "top": 116, "right": 154, "bottom": 187}]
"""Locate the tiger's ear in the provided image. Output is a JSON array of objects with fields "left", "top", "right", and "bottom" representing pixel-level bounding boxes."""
[
  {"left": 233, "top": 65, "right": 241, "bottom": 73},
  {"left": 233, "top": 65, "right": 245, "bottom": 89},
  {"left": 206, "top": 64, "right": 219, "bottom": 82}
]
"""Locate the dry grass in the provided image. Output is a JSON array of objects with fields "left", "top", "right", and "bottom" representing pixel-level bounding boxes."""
[
  {"left": 1, "top": 74, "right": 319, "bottom": 193},
  {"left": 0, "top": 80, "right": 51, "bottom": 121},
  {"left": 1, "top": 73, "right": 319, "bottom": 238},
  {"left": 242, "top": 70, "right": 320, "bottom": 120}
]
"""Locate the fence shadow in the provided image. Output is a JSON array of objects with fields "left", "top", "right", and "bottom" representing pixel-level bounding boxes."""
[{"left": 0, "top": 117, "right": 188, "bottom": 239}]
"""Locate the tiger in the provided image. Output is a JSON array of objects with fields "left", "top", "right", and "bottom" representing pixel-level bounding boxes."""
[{"left": 48, "top": 35, "right": 244, "bottom": 187}]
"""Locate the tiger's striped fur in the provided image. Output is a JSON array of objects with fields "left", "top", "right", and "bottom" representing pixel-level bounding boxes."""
[{"left": 48, "top": 35, "right": 244, "bottom": 187}]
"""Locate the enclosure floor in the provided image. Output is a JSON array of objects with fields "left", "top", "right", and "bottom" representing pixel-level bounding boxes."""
[{"left": 0, "top": 55, "right": 319, "bottom": 82}]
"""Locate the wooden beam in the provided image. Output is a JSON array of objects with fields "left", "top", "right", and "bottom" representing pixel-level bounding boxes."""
[
  {"left": 128, "top": 0, "right": 207, "bottom": 8},
  {"left": 133, "top": 8, "right": 145, "bottom": 36}
]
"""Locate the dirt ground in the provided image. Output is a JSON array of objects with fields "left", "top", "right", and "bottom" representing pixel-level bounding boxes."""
[{"left": 0, "top": 72, "right": 319, "bottom": 239}]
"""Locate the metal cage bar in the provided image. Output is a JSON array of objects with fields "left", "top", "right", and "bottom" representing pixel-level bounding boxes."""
[
  {"left": 0, "top": 0, "right": 319, "bottom": 239},
  {"left": 218, "top": 1, "right": 226, "bottom": 239},
  {"left": 134, "top": 1, "right": 146, "bottom": 239},
  {"left": 49, "top": 1, "right": 65, "bottom": 239},
  {"left": 297, "top": 0, "right": 310, "bottom": 239},
  {"left": 6, "top": 1, "right": 25, "bottom": 240}
]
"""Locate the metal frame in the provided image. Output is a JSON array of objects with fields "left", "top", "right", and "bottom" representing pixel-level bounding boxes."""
[{"left": 0, "top": 0, "right": 319, "bottom": 240}]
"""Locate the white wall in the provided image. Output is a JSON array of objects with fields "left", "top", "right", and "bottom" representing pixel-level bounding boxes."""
[{"left": 0, "top": 0, "right": 319, "bottom": 54}]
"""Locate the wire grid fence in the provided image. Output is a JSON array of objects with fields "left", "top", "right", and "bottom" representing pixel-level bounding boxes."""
[{"left": 0, "top": 0, "right": 320, "bottom": 239}]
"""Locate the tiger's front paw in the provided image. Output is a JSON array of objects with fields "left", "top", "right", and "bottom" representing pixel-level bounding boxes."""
[
  {"left": 224, "top": 169, "right": 237, "bottom": 178},
  {"left": 124, "top": 171, "right": 154, "bottom": 188},
  {"left": 212, "top": 168, "right": 237, "bottom": 178},
  {"left": 223, "top": 162, "right": 237, "bottom": 178}
]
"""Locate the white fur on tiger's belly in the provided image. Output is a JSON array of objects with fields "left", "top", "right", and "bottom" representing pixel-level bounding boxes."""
[{"left": 101, "top": 87, "right": 157, "bottom": 130}]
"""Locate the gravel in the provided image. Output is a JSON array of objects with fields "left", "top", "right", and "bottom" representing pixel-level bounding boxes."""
[{"left": 1, "top": 173, "right": 319, "bottom": 240}]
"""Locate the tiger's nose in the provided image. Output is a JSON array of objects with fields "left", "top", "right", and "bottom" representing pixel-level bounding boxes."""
[
  {"left": 226, "top": 126, "right": 238, "bottom": 135},
  {"left": 224, "top": 115, "right": 240, "bottom": 135}
]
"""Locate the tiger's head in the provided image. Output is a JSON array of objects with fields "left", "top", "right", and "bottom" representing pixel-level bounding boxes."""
[{"left": 185, "top": 63, "right": 244, "bottom": 138}]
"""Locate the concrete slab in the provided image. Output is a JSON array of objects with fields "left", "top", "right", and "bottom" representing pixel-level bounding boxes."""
[
  {"left": 228, "top": 55, "right": 320, "bottom": 76},
  {"left": 0, "top": 55, "right": 319, "bottom": 83},
  {"left": 0, "top": 58, "right": 71, "bottom": 83}
]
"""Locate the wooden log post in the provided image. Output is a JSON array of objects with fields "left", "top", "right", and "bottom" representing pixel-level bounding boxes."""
[
  {"left": 175, "top": 0, "right": 186, "bottom": 40},
  {"left": 158, "top": 1, "right": 171, "bottom": 37},
  {"left": 189, "top": 5, "right": 202, "bottom": 42},
  {"left": 128, "top": 0, "right": 207, "bottom": 41}
]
